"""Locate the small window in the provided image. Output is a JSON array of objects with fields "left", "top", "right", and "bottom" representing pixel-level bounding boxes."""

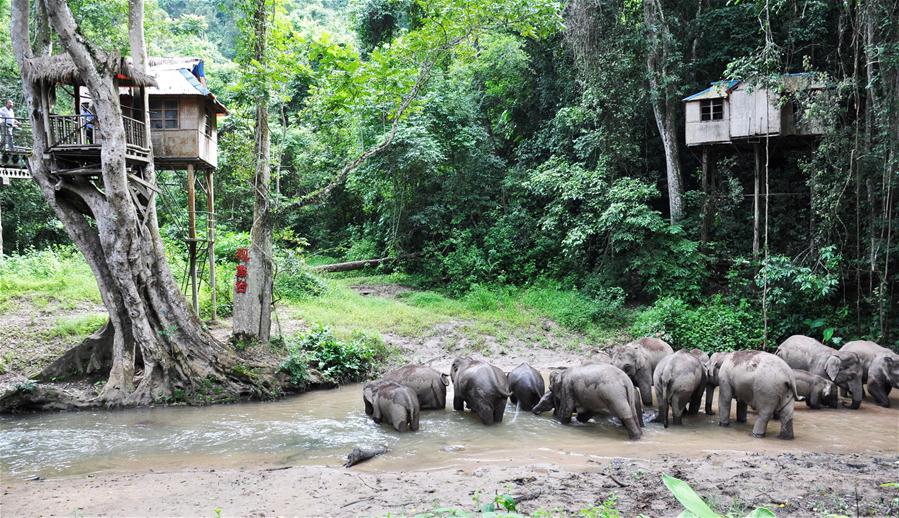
[
  {"left": 149, "top": 99, "right": 179, "bottom": 129},
  {"left": 700, "top": 98, "right": 724, "bottom": 121},
  {"left": 204, "top": 109, "right": 214, "bottom": 137}
]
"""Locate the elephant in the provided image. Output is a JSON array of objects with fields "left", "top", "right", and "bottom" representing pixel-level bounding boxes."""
[
  {"left": 791, "top": 369, "right": 838, "bottom": 409},
  {"left": 841, "top": 340, "right": 899, "bottom": 407},
  {"left": 382, "top": 364, "right": 449, "bottom": 410},
  {"left": 506, "top": 363, "right": 545, "bottom": 411},
  {"left": 532, "top": 363, "right": 643, "bottom": 440},
  {"left": 716, "top": 351, "right": 799, "bottom": 439},
  {"left": 688, "top": 348, "right": 710, "bottom": 364},
  {"left": 704, "top": 351, "right": 729, "bottom": 415},
  {"left": 611, "top": 337, "right": 674, "bottom": 406},
  {"left": 652, "top": 350, "right": 706, "bottom": 427},
  {"left": 362, "top": 381, "right": 420, "bottom": 432},
  {"left": 776, "top": 335, "right": 864, "bottom": 409},
  {"left": 450, "top": 357, "right": 512, "bottom": 425}
]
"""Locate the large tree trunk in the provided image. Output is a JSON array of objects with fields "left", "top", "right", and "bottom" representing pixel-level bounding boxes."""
[
  {"left": 233, "top": 0, "right": 274, "bottom": 342},
  {"left": 644, "top": 0, "right": 685, "bottom": 224},
  {"left": 7, "top": 0, "right": 257, "bottom": 408}
]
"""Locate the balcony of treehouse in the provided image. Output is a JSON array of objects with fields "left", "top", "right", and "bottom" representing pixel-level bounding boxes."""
[
  {"left": 21, "top": 52, "right": 158, "bottom": 174},
  {"left": 46, "top": 113, "right": 151, "bottom": 165}
]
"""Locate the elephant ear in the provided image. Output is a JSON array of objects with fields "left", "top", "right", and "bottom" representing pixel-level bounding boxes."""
[
  {"left": 825, "top": 356, "right": 841, "bottom": 381},
  {"left": 440, "top": 373, "right": 450, "bottom": 386}
]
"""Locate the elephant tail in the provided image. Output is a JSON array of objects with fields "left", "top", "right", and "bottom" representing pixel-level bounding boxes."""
[
  {"left": 777, "top": 380, "right": 800, "bottom": 417},
  {"left": 663, "top": 378, "right": 673, "bottom": 428},
  {"left": 788, "top": 379, "right": 804, "bottom": 402}
]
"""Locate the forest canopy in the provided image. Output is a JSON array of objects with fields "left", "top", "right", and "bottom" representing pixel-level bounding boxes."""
[{"left": 1, "top": 0, "right": 897, "bottom": 349}]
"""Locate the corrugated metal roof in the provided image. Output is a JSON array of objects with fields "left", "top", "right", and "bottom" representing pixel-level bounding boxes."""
[
  {"left": 146, "top": 60, "right": 228, "bottom": 115},
  {"left": 683, "top": 80, "right": 741, "bottom": 101}
]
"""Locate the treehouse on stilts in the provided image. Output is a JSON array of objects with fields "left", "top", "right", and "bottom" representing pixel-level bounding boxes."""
[
  {"left": 2, "top": 55, "right": 227, "bottom": 317},
  {"left": 145, "top": 58, "right": 228, "bottom": 320},
  {"left": 683, "top": 73, "right": 826, "bottom": 254}
]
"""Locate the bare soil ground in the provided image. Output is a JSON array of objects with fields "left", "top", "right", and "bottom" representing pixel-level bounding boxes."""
[
  {"left": 0, "top": 297, "right": 105, "bottom": 384},
  {"left": 3, "top": 451, "right": 897, "bottom": 516}
]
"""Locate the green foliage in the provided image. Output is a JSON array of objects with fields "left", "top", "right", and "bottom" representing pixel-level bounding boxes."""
[
  {"left": 278, "top": 347, "right": 310, "bottom": 387},
  {"left": 275, "top": 251, "right": 326, "bottom": 301},
  {"left": 283, "top": 325, "right": 388, "bottom": 383},
  {"left": 575, "top": 495, "right": 623, "bottom": 518},
  {"left": 662, "top": 474, "right": 776, "bottom": 518},
  {"left": 632, "top": 296, "right": 763, "bottom": 352}
]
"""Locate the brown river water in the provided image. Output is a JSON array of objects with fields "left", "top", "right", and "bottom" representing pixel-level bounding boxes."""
[{"left": 1, "top": 384, "right": 897, "bottom": 479}]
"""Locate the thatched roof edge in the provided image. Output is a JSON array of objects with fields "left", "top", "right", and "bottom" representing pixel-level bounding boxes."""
[{"left": 23, "top": 53, "right": 157, "bottom": 87}]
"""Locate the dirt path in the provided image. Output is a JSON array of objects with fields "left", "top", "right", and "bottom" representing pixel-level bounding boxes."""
[{"left": 3, "top": 451, "right": 896, "bottom": 516}]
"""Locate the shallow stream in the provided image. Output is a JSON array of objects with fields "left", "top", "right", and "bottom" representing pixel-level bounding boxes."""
[{"left": 1, "top": 384, "right": 896, "bottom": 479}]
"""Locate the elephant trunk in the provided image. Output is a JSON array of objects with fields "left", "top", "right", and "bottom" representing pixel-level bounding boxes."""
[{"left": 848, "top": 377, "right": 863, "bottom": 409}]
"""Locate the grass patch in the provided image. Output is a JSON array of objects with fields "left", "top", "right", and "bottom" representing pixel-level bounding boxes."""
[
  {"left": 285, "top": 278, "right": 452, "bottom": 338},
  {"left": 45, "top": 314, "right": 108, "bottom": 338},
  {"left": 285, "top": 272, "right": 631, "bottom": 344},
  {"left": 0, "top": 247, "right": 101, "bottom": 312}
]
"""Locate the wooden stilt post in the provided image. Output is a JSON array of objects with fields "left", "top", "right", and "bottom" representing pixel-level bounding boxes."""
[
  {"left": 206, "top": 168, "right": 217, "bottom": 322},
  {"left": 752, "top": 142, "right": 760, "bottom": 258},
  {"left": 700, "top": 146, "right": 711, "bottom": 248},
  {"left": 187, "top": 164, "right": 199, "bottom": 315}
]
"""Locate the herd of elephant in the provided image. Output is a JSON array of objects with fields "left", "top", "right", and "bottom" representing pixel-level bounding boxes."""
[{"left": 362, "top": 335, "right": 898, "bottom": 440}]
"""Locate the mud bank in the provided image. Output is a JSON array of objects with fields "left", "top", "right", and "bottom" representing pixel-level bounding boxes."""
[{"left": 3, "top": 451, "right": 897, "bottom": 516}]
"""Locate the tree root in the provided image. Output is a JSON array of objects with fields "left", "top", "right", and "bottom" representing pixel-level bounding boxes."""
[
  {"left": 0, "top": 377, "right": 95, "bottom": 412},
  {"left": 38, "top": 323, "right": 114, "bottom": 381}
]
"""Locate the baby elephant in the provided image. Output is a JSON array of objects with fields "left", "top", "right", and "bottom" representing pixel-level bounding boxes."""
[
  {"left": 792, "top": 369, "right": 838, "bottom": 409},
  {"left": 451, "top": 357, "right": 511, "bottom": 425},
  {"left": 653, "top": 350, "right": 706, "bottom": 427},
  {"left": 841, "top": 340, "right": 899, "bottom": 407},
  {"left": 612, "top": 337, "right": 674, "bottom": 406},
  {"left": 715, "top": 351, "right": 800, "bottom": 439},
  {"left": 382, "top": 364, "right": 449, "bottom": 410},
  {"left": 507, "top": 363, "right": 545, "bottom": 411},
  {"left": 533, "top": 363, "right": 643, "bottom": 440},
  {"left": 363, "top": 381, "right": 420, "bottom": 432}
]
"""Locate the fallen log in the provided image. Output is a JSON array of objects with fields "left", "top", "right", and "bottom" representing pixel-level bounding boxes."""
[
  {"left": 313, "top": 257, "right": 391, "bottom": 273},
  {"left": 344, "top": 445, "right": 389, "bottom": 467}
]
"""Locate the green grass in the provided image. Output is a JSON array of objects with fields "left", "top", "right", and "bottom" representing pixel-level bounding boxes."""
[
  {"left": 285, "top": 278, "right": 452, "bottom": 338},
  {"left": 0, "top": 247, "right": 101, "bottom": 312},
  {"left": 285, "top": 272, "right": 631, "bottom": 344},
  {"left": 45, "top": 314, "right": 108, "bottom": 338}
]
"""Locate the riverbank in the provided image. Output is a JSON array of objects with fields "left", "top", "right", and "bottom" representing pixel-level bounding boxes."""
[{"left": 4, "top": 450, "right": 897, "bottom": 516}]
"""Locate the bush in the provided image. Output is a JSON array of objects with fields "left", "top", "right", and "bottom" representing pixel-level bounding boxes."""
[
  {"left": 281, "top": 325, "right": 388, "bottom": 384},
  {"left": 275, "top": 251, "right": 325, "bottom": 301},
  {"left": 631, "top": 296, "right": 763, "bottom": 352},
  {"left": 521, "top": 281, "right": 626, "bottom": 332}
]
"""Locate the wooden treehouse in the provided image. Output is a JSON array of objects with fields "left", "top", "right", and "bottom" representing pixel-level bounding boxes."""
[
  {"left": 682, "top": 73, "right": 826, "bottom": 254},
  {"left": 0, "top": 55, "right": 227, "bottom": 318}
]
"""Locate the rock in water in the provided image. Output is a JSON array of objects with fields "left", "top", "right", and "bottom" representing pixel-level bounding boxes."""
[{"left": 344, "top": 445, "right": 388, "bottom": 468}]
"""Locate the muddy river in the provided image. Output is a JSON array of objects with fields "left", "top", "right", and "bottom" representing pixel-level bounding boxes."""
[{"left": 1, "top": 384, "right": 897, "bottom": 479}]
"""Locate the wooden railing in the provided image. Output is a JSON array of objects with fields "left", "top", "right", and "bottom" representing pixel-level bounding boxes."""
[
  {"left": 123, "top": 116, "right": 146, "bottom": 149},
  {"left": 0, "top": 118, "right": 33, "bottom": 157},
  {"left": 48, "top": 114, "right": 148, "bottom": 150}
]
